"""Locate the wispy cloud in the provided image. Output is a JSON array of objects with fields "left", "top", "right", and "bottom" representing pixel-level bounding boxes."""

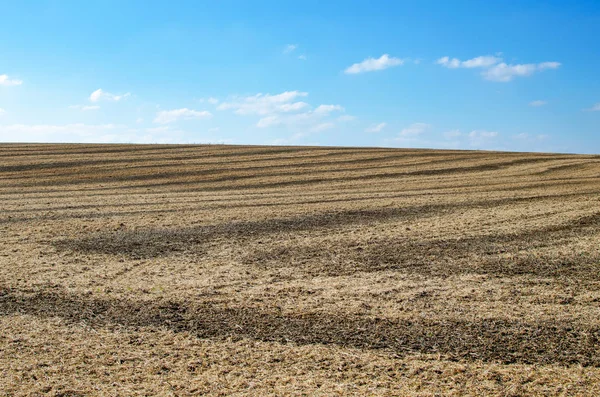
[
  {"left": 437, "top": 55, "right": 561, "bottom": 82},
  {"left": 0, "top": 74, "right": 23, "bottom": 86},
  {"left": 483, "top": 62, "right": 560, "bottom": 82},
  {"left": 0, "top": 123, "right": 190, "bottom": 144},
  {"left": 0, "top": 123, "right": 122, "bottom": 142},
  {"left": 69, "top": 105, "right": 101, "bottom": 111},
  {"left": 255, "top": 107, "right": 341, "bottom": 129},
  {"left": 337, "top": 115, "right": 356, "bottom": 122},
  {"left": 584, "top": 103, "right": 600, "bottom": 111},
  {"left": 391, "top": 123, "right": 432, "bottom": 148},
  {"left": 218, "top": 90, "right": 345, "bottom": 134},
  {"left": 0, "top": 108, "right": 5, "bottom": 116},
  {"left": 217, "top": 91, "right": 309, "bottom": 115},
  {"left": 365, "top": 122, "right": 387, "bottom": 133},
  {"left": 198, "top": 97, "right": 219, "bottom": 105},
  {"left": 283, "top": 44, "right": 297, "bottom": 54},
  {"left": 154, "top": 108, "right": 212, "bottom": 124},
  {"left": 439, "top": 129, "right": 500, "bottom": 149},
  {"left": 529, "top": 100, "right": 547, "bottom": 107},
  {"left": 398, "top": 122, "right": 431, "bottom": 136},
  {"left": 89, "top": 88, "right": 131, "bottom": 102},
  {"left": 443, "top": 129, "right": 462, "bottom": 139},
  {"left": 469, "top": 130, "right": 498, "bottom": 138},
  {"left": 314, "top": 104, "right": 344, "bottom": 114},
  {"left": 437, "top": 55, "right": 501, "bottom": 69},
  {"left": 283, "top": 44, "right": 307, "bottom": 60},
  {"left": 256, "top": 116, "right": 280, "bottom": 128},
  {"left": 538, "top": 62, "right": 561, "bottom": 70},
  {"left": 513, "top": 133, "right": 548, "bottom": 141},
  {"left": 467, "top": 130, "right": 499, "bottom": 148},
  {"left": 311, "top": 122, "right": 335, "bottom": 132},
  {"left": 279, "top": 102, "right": 309, "bottom": 112},
  {"left": 391, "top": 123, "right": 433, "bottom": 147},
  {"left": 344, "top": 54, "right": 404, "bottom": 74}
]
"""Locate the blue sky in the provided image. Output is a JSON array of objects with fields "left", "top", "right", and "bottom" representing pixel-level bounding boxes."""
[{"left": 0, "top": 0, "right": 599, "bottom": 153}]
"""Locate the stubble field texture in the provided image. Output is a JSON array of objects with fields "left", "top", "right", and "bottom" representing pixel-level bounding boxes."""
[{"left": 1, "top": 143, "right": 600, "bottom": 396}]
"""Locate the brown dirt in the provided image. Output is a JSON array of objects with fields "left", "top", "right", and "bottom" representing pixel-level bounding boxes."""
[{"left": 1, "top": 143, "right": 600, "bottom": 396}]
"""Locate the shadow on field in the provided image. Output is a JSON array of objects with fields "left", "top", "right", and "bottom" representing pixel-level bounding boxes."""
[
  {"left": 0, "top": 286, "right": 598, "bottom": 367},
  {"left": 248, "top": 212, "right": 600, "bottom": 277},
  {"left": 52, "top": 198, "right": 599, "bottom": 261},
  {"left": 52, "top": 205, "right": 444, "bottom": 258}
]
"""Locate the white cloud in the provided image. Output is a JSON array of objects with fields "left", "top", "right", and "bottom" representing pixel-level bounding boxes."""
[
  {"left": 443, "top": 129, "right": 462, "bottom": 138},
  {"left": 0, "top": 123, "right": 234, "bottom": 144},
  {"left": 217, "top": 91, "right": 309, "bottom": 115},
  {"left": 388, "top": 126, "right": 553, "bottom": 152},
  {"left": 513, "top": 133, "right": 549, "bottom": 142},
  {"left": 468, "top": 130, "right": 499, "bottom": 148},
  {"left": 365, "top": 122, "right": 387, "bottom": 133},
  {"left": 0, "top": 123, "right": 124, "bottom": 143},
  {"left": 69, "top": 105, "right": 100, "bottom": 111},
  {"left": 0, "top": 108, "right": 5, "bottom": 116},
  {"left": 154, "top": 108, "right": 212, "bottom": 124},
  {"left": 0, "top": 74, "right": 23, "bottom": 86},
  {"left": 437, "top": 56, "right": 460, "bottom": 68},
  {"left": 219, "top": 90, "right": 345, "bottom": 133},
  {"left": 283, "top": 45, "right": 307, "bottom": 60},
  {"left": 145, "top": 126, "right": 172, "bottom": 133},
  {"left": 337, "top": 115, "right": 356, "bottom": 122},
  {"left": 584, "top": 103, "right": 600, "bottom": 111},
  {"left": 483, "top": 62, "right": 561, "bottom": 82},
  {"left": 256, "top": 116, "right": 280, "bottom": 128},
  {"left": 469, "top": 130, "right": 497, "bottom": 138},
  {"left": 254, "top": 104, "right": 345, "bottom": 129},
  {"left": 279, "top": 102, "right": 309, "bottom": 112},
  {"left": 483, "top": 63, "right": 536, "bottom": 82},
  {"left": 529, "top": 100, "right": 547, "bottom": 107},
  {"left": 437, "top": 55, "right": 501, "bottom": 69},
  {"left": 270, "top": 132, "right": 311, "bottom": 145},
  {"left": 314, "top": 104, "right": 344, "bottom": 114},
  {"left": 344, "top": 54, "right": 404, "bottom": 74},
  {"left": 311, "top": 122, "right": 335, "bottom": 132},
  {"left": 538, "top": 62, "right": 561, "bottom": 70},
  {"left": 391, "top": 123, "right": 433, "bottom": 146},
  {"left": 89, "top": 88, "right": 131, "bottom": 102},
  {"left": 388, "top": 127, "right": 502, "bottom": 150},
  {"left": 89, "top": 89, "right": 103, "bottom": 102},
  {"left": 462, "top": 56, "right": 501, "bottom": 68},
  {"left": 283, "top": 44, "right": 297, "bottom": 54},
  {"left": 399, "top": 122, "right": 431, "bottom": 136},
  {"left": 440, "top": 129, "right": 503, "bottom": 149},
  {"left": 438, "top": 55, "right": 561, "bottom": 82},
  {"left": 207, "top": 97, "right": 219, "bottom": 105}
]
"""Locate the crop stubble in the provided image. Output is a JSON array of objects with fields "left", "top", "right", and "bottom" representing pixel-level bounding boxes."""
[{"left": 1, "top": 144, "right": 600, "bottom": 396}]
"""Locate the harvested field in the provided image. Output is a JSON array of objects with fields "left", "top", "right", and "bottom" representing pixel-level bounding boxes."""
[{"left": 1, "top": 143, "right": 600, "bottom": 396}]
